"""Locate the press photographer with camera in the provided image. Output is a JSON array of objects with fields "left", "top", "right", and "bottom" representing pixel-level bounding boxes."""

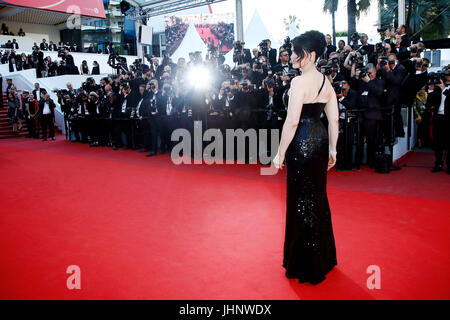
[
  {"left": 323, "top": 52, "right": 346, "bottom": 83},
  {"left": 232, "top": 40, "right": 251, "bottom": 65},
  {"left": 426, "top": 67, "right": 450, "bottom": 173},
  {"left": 112, "top": 84, "right": 135, "bottom": 150},
  {"left": 358, "top": 63, "right": 386, "bottom": 168},
  {"left": 258, "top": 39, "right": 277, "bottom": 69},
  {"left": 381, "top": 53, "right": 407, "bottom": 139},
  {"left": 334, "top": 80, "right": 358, "bottom": 169},
  {"left": 251, "top": 55, "right": 269, "bottom": 87}
]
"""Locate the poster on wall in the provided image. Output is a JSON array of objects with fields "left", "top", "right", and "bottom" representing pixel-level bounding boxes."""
[
  {"left": 164, "top": 12, "right": 235, "bottom": 57},
  {"left": 0, "top": 0, "right": 106, "bottom": 19}
]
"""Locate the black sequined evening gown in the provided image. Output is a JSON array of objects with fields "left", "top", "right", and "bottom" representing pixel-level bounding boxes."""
[{"left": 282, "top": 74, "right": 337, "bottom": 285}]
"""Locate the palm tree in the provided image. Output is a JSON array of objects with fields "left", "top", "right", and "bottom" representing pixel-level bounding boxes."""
[
  {"left": 322, "top": 0, "right": 337, "bottom": 44},
  {"left": 283, "top": 15, "right": 300, "bottom": 31},
  {"left": 323, "top": 0, "right": 371, "bottom": 44}
]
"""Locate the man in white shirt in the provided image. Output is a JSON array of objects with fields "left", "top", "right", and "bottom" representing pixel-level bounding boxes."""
[{"left": 38, "top": 90, "right": 55, "bottom": 141}]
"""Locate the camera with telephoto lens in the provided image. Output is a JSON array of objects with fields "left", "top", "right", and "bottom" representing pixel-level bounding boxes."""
[
  {"left": 264, "top": 78, "right": 275, "bottom": 89},
  {"left": 350, "top": 32, "right": 361, "bottom": 49},
  {"left": 375, "top": 42, "right": 386, "bottom": 55},
  {"left": 259, "top": 39, "right": 270, "bottom": 57},
  {"left": 428, "top": 67, "right": 450, "bottom": 85},
  {"left": 322, "top": 64, "right": 338, "bottom": 76},
  {"left": 281, "top": 36, "right": 292, "bottom": 56},
  {"left": 377, "top": 26, "right": 390, "bottom": 33},
  {"left": 255, "top": 58, "right": 264, "bottom": 70},
  {"left": 333, "top": 81, "right": 343, "bottom": 95},
  {"left": 358, "top": 66, "right": 369, "bottom": 78},
  {"left": 233, "top": 41, "right": 246, "bottom": 65},
  {"left": 379, "top": 55, "right": 389, "bottom": 68}
]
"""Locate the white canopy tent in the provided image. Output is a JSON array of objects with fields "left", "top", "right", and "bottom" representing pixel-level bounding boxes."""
[
  {"left": 286, "top": 21, "right": 299, "bottom": 40},
  {"left": 170, "top": 22, "right": 208, "bottom": 62},
  {"left": 223, "top": 9, "right": 278, "bottom": 68},
  {"left": 243, "top": 9, "right": 278, "bottom": 51}
]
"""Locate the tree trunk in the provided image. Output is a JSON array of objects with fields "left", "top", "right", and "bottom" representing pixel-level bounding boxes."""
[
  {"left": 347, "top": 0, "right": 357, "bottom": 45},
  {"left": 406, "top": 0, "right": 413, "bottom": 29},
  {"left": 332, "top": 0, "right": 336, "bottom": 45}
]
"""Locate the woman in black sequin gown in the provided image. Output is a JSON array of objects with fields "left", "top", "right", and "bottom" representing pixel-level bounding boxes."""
[{"left": 273, "top": 31, "right": 339, "bottom": 285}]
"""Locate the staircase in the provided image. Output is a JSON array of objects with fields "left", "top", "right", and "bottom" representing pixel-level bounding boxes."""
[{"left": 0, "top": 94, "right": 61, "bottom": 139}]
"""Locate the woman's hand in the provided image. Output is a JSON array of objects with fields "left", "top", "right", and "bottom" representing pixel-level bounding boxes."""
[
  {"left": 328, "top": 153, "right": 336, "bottom": 171},
  {"left": 273, "top": 152, "right": 285, "bottom": 170}
]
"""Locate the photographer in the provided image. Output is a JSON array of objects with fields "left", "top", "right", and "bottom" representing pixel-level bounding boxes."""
[
  {"left": 324, "top": 52, "right": 346, "bottom": 83},
  {"left": 146, "top": 80, "right": 162, "bottom": 157},
  {"left": 426, "top": 69, "right": 450, "bottom": 173},
  {"left": 134, "top": 85, "right": 151, "bottom": 153},
  {"left": 258, "top": 39, "right": 277, "bottom": 69},
  {"left": 359, "top": 63, "right": 386, "bottom": 168},
  {"left": 113, "top": 84, "right": 134, "bottom": 150},
  {"left": 251, "top": 55, "right": 269, "bottom": 87},
  {"left": 381, "top": 53, "right": 407, "bottom": 138},
  {"left": 232, "top": 41, "right": 251, "bottom": 65},
  {"left": 156, "top": 84, "right": 178, "bottom": 154},
  {"left": 334, "top": 80, "right": 356, "bottom": 170},
  {"left": 396, "top": 25, "right": 410, "bottom": 48},
  {"left": 359, "top": 33, "right": 375, "bottom": 64}
]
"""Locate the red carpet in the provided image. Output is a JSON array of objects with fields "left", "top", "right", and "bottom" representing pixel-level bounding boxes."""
[
  {"left": 0, "top": 136, "right": 449, "bottom": 300},
  {"left": 196, "top": 27, "right": 231, "bottom": 52}
]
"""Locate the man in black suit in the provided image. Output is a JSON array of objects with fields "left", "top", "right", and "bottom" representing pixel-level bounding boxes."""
[
  {"left": 12, "top": 39, "right": 19, "bottom": 49},
  {"left": 322, "top": 34, "right": 337, "bottom": 60},
  {"left": 37, "top": 90, "right": 56, "bottom": 141},
  {"left": 426, "top": 76, "right": 450, "bottom": 173},
  {"left": 134, "top": 85, "right": 151, "bottom": 153},
  {"left": 48, "top": 41, "right": 57, "bottom": 51},
  {"left": 335, "top": 80, "right": 358, "bottom": 169},
  {"left": 381, "top": 53, "right": 407, "bottom": 138},
  {"left": 113, "top": 84, "right": 134, "bottom": 150},
  {"left": 264, "top": 40, "right": 277, "bottom": 69},
  {"left": 232, "top": 41, "right": 252, "bottom": 65},
  {"left": 40, "top": 39, "right": 48, "bottom": 51},
  {"left": 63, "top": 50, "right": 75, "bottom": 74},
  {"left": 271, "top": 49, "right": 292, "bottom": 75},
  {"left": 359, "top": 64, "right": 385, "bottom": 167},
  {"left": 250, "top": 48, "right": 260, "bottom": 66},
  {"left": 32, "top": 83, "right": 43, "bottom": 100},
  {"left": 146, "top": 80, "right": 163, "bottom": 157},
  {"left": 359, "top": 33, "right": 375, "bottom": 64},
  {"left": 397, "top": 25, "right": 410, "bottom": 48},
  {"left": 156, "top": 84, "right": 180, "bottom": 154},
  {"left": 87, "top": 43, "right": 96, "bottom": 53}
]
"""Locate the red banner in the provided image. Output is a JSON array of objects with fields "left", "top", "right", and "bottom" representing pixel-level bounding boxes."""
[{"left": 0, "top": 0, "right": 106, "bottom": 19}]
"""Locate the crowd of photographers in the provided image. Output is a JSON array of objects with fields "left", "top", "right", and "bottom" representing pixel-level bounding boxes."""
[
  {"left": 314, "top": 26, "right": 449, "bottom": 173},
  {"left": 3, "top": 25, "right": 449, "bottom": 172}
]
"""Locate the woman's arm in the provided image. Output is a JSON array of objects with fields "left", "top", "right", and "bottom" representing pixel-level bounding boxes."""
[
  {"left": 324, "top": 83, "right": 339, "bottom": 162},
  {"left": 274, "top": 77, "right": 305, "bottom": 166}
]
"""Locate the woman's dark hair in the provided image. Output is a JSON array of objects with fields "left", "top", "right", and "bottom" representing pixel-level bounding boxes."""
[{"left": 292, "top": 30, "right": 327, "bottom": 63}]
